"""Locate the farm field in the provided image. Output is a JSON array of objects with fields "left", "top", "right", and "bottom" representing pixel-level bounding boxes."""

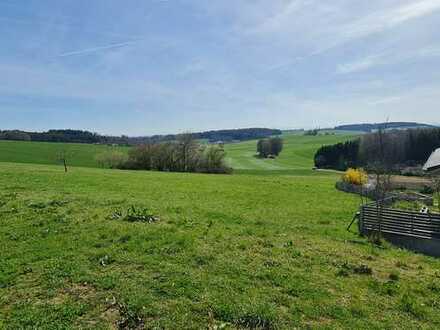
[
  {"left": 1, "top": 135, "right": 440, "bottom": 328},
  {"left": 224, "top": 132, "right": 354, "bottom": 175},
  {"left": 0, "top": 140, "right": 129, "bottom": 169},
  {"left": 0, "top": 131, "right": 352, "bottom": 171}
]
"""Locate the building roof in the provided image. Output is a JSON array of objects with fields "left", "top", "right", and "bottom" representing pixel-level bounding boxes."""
[{"left": 423, "top": 148, "right": 440, "bottom": 172}]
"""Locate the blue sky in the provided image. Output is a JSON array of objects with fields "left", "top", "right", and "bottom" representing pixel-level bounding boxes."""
[{"left": 1, "top": 0, "right": 440, "bottom": 135}]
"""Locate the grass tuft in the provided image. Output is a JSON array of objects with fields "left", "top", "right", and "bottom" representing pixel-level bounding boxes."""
[{"left": 110, "top": 206, "right": 159, "bottom": 223}]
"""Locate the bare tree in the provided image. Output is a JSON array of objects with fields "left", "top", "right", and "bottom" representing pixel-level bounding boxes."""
[
  {"left": 430, "top": 175, "right": 440, "bottom": 213},
  {"left": 177, "top": 133, "right": 198, "bottom": 172},
  {"left": 362, "top": 124, "right": 394, "bottom": 239},
  {"left": 56, "top": 149, "right": 71, "bottom": 173}
]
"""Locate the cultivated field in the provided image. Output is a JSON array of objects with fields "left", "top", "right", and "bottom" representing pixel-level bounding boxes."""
[{"left": 1, "top": 134, "right": 440, "bottom": 329}]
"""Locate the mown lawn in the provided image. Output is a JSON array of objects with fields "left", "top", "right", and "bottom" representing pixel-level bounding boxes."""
[{"left": 2, "top": 162, "right": 440, "bottom": 329}]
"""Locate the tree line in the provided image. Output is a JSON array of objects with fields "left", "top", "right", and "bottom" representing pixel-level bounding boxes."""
[
  {"left": 257, "top": 137, "right": 283, "bottom": 158},
  {"left": 314, "top": 140, "right": 360, "bottom": 170},
  {"left": 335, "top": 122, "right": 436, "bottom": 133},
  {"left": 314, "top": 128, "right": 440, "bottom": 171},
  {"left": 0, "top": 128, "right": 281, "bottom": 145},
  {"left": 97, "top": 134, "right": 232, "bottom": 174}
]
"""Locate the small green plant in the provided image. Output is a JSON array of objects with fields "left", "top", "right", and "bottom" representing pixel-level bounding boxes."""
[
  {"left": 110, "top": 206, "right": 159, "bottom": 223},
  {"left": 98, "top": 255, "right": 114, "bottom": 267},
  {"left": 420, "top": 185, "right": 434, "bottom": 195},
  {"left": 389, "top": 271, "right": 400, "bottom": 282},
  {"left": 353, "top": 264, "right": 373, "bottom": 275},
  {"left": 337, "top": 262, "right": 373, "bottom": 277},
  {"left": 116, "top": 302, "right": 145, "bottom": 329},
  {"left": 399, "top": 294, "right": 426, "bottom": 320}
]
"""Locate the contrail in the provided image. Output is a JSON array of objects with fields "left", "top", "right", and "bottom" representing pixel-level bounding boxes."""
[{"left": 57, "top": 39, "right": 142, "bottom": 57}]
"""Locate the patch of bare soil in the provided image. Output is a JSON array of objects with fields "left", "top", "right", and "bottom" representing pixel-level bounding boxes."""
[{"left": 389, "top": 175, "right": 430, "bottom": 190}]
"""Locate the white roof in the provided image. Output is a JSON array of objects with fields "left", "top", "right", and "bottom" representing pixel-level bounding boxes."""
[{"left": 423, "top": 148, "right": 440, "bottom": 171}]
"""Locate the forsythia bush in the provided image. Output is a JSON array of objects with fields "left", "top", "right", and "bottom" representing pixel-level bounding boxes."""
[{"left": 342, "top": 168, "right": 368, "bottom": 186}]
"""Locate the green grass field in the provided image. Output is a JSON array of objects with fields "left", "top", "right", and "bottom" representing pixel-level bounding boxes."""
[
  {"left": 224, "top": 133, "right": 353, "bottom": 175},
  {"left": 2, "top": 134, "right": 440, "bottom": 329},
  {"left": 0, "top": 140, "right": 128, "bottom": 168}
]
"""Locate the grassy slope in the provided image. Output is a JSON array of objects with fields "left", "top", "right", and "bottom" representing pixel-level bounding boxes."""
[
  {"left": 0, "top": 132, "right": 352, "bottom": 171},
  {"left": 0, "top": 140, "right": 128, "bottom": 168},
  {"left": 225, "top": 133, "right": 355, "bottom": 175},
  {"left": 1, "top": 135, "right": 440, "bottom": 328}
]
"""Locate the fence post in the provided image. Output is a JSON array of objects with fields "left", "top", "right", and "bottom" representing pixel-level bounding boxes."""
[
  {"left": 359, "top": 206, "right": 364, "bottom": 236},
  {"left": 411, "top": 214, "right": 415, "bottom": 236}
]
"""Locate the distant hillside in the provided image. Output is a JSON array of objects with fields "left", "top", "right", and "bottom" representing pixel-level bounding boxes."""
[
  {"left": 335, "top": 122, "right": 437, "bottom": 132},
  {"left": 0, "top": 128, "right": 281, "bottom": 145}
]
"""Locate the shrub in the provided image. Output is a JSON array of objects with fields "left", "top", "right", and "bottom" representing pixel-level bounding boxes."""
[
  {"left": 95, "top": 150, "right": 127, "bottom": 169},
  {"left": 256, "top": 137, "right": 284, "bottom": 158},
  {"left": 117, "top": 134, "right": 232, "bottom": 174},
  {"left": 420, "top": 185, "right": 434, "bottom": 195},
  {"left": 198, "top": 145, "right": 232, "bottom": 174},
  {"left": 342, "top": 168, "right": 368, "bottom": 186},
  {"left": 304, "top": 129, "right": 319, "bottom": 136}
]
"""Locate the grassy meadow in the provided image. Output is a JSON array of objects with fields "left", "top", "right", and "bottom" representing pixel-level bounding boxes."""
[
  {"left": 0, "top": 140, "right": 128, "bottom": 168},
  {"left": 2, "top": 133, "right": 440, "bottom": 329},
  {"left": 224, "top": 133, "right": 354, "bottom": 175}
]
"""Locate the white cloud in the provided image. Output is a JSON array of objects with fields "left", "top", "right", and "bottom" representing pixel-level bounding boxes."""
[
  {"left": 368, "top": 96, "right": 402, "bottom": 106},
  {"left": 221, "top": 0, "right": 440, "bottom": 57},
  {"left": 339, "top": 0, "right": 440, "bottom": 42},
  {"left": 337, "top": 54, "right": 385, "bottom": 74},
  {"left": 338, "top": 45, "right": 440, "bottom": 74}
]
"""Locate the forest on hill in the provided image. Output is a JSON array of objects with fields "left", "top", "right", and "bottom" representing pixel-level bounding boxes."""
[
  {"left": 335, "top": 122, "right": 436, "bottom": 132},
  {"left": 0, "top": 128, "right": 281, "bottom": 145},
  {"left": 315, "top": 127, "right": 440, "bottom": 171}
]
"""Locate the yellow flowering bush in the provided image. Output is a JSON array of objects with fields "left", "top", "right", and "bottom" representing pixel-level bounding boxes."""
[{"left": 342, "top": 168, "right": 368, "bottom": 186}]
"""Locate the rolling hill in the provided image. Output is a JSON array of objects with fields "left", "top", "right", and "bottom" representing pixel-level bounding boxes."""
[
  {"left": 335, "top": 122, "right": 437, "bottom": 132},
  {"left": 1, "top": 132, "right": 440, "bottom": 328}
]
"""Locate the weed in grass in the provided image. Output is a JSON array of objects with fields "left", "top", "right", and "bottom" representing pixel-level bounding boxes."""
[
  {"left": 118, "top": 235, "right": 131, "bottom": 244},
  {"left": 384, "top": 282, "right": 400, "bottom": 296},
  {"left": 337, "top": 262, "right": 373, "bottom": 277},
  {"left": 367, "top": 233, "right": 384, "bottom": 246},
  {"left": 203, "top": 220, "right": 214, "bottom": 237},
  {"left": 389, "top": 271, "right": 400, "bottom": 282},
  {"left": 98, "top": 255, "right": 115, "bottom": 267},
  {"left": 236, "top": 313, "right": 275, "bottom": 330},
  {"left": 47, "top": 199, "right": 69, "bottom": 207},
  {"left": 399, "top": 294, "right": 427, "bottom": 320},
  {"left": 110, "top": 206, "right": 159, "bottom": 223},
  {"left": 27, "top": 201, "right": 48, "bottom": 209},
  {"left": 291, "top": 250, "right": 302, "bottom": 258},
  {"left": 427, "top": 280, "right": 440, "bottom": 293},
  {"left": 354, "top": 264, "right": 373, "bottom": 275},
  {"left": 212, "top": 303, "right": 277, "bottom": 330},
  {"left": 395, "top": 261, "right": 409, "bottom": 269},
  {"left": 283, "top": 240, "right": 293, "bottom": 247},
  {"left": 263, "top": 260, "right": 281, "bottom": 268},
  {"left": 369, "top": 278, "right": 401, "bottom": 296},
  {"left": 114, "top": 302, "right": 145, "bottom": 330},
  {"left": 336, "top": 268, "right": 350, "bottom": 277}
]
